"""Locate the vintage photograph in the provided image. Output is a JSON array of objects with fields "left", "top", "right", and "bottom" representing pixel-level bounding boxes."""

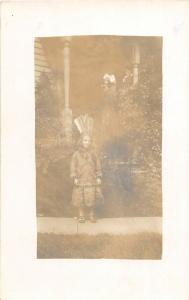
[{"left": 35, "top": 35, "right": 162, "bottom": 259}]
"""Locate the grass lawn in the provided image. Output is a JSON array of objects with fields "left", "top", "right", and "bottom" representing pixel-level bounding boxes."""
[{"left": 37, "top": 232, "right": 162, "bottom": 259}]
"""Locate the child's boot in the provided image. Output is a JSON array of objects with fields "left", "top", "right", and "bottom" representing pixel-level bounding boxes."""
[
  {"left": 78, "top": 207, "right": 85, "bottom": 223},
  {"left": 89, "top": 209, "right": 97, "bottom": 223}
]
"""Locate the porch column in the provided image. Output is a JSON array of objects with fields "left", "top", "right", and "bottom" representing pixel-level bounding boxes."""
[
  {"left": 61, "top": 37, "right": 72, "bottom": 144},
  {"left": 132, "top": 43, "right": 140, "bottom": 85}
]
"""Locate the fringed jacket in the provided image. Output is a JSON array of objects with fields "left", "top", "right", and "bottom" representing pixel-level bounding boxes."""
[{"left": 70, "top": 147, "right": 102, "bottom": 185}]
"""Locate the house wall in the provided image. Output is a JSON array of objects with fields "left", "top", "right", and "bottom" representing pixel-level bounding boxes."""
[{"left": 35, "top": 38, "right": 52, "bottom": 84}]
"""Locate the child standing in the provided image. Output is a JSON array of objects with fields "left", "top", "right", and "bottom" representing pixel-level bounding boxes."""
[{"left": 70, "top": 115, "right": 103, "bottom": 223}]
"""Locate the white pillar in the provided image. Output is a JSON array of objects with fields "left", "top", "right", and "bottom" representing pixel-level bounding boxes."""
[
  {"left": 63, "top": 38, "right": 70, "bottom": 109},
  {"left": 132, "top": 44, "right": 140, "bottom": 85},
  {"left": 61, "top": 37, "right": 72, "bottom": 144}
]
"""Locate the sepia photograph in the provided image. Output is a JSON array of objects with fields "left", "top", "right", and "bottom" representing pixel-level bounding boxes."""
[
  {"left": 35, "top": 35, "right": 162, "bottom": 259},
  {"left": 2, "top": 1, "right": 189, "bottom": 298}
]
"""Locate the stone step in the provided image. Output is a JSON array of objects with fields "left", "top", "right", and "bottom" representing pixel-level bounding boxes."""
[{"left": 37, "top": 217, "right": 162, "bottom": 235}]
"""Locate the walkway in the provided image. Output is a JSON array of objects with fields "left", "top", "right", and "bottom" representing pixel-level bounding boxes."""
[{"left": 37, "top": 217, "right": 162, "bottom": 235}]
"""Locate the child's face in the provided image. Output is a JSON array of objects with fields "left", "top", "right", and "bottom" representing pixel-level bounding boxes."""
[{"left": 82, "top": 135, "right": 91, "bottom": 149}]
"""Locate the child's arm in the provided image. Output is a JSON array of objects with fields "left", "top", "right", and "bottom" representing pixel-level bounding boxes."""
[
  {"left": 95, "top": 155, "right": 102, "bottom": 184},
  {"left": 70, "top": 152, "right": 78, "bottom": 181}
]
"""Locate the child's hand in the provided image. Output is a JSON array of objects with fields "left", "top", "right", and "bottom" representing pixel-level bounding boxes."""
[
  {"left": 74, "top": 178, "right": 79, "bottom": 185},
  {"left": 96, "top": 178, "right": 101, "bottom": 185}
]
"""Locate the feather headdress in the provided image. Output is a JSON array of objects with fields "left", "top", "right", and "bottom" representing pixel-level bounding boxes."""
[{"left": 74, "top": 114, "right": 94, "bottom": 137}]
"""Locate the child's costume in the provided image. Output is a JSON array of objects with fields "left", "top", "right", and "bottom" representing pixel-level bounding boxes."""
[{"left": 70, "top": 114, "right": 103, "bottom": 208}]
